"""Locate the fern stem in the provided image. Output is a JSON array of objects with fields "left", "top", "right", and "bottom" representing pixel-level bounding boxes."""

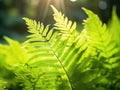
[{"left": 47, "top": 42, "right": 74, "bottom": 90}]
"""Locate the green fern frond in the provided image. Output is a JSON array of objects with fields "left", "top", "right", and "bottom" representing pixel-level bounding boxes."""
[
  {"left": 50, "top": 6, "right": 93, "bottom": 89},
  {"left": 51, "top": 5, "right": 78, "bottom": 47},
  {"left": 51, "top": 5, "right": 77, "bottom": 34},
  {"left": 108, "top": 7, "right": 120, "bottom": 47},
  {"left": 23, "top": 17, "right": 73, "bottom": 90},
  {"left": 23, "top": 8, "right": 88, "bottom": 89},
  {"left": 0, "top": 37, "right": 29, "bottom": 68},
  {"left": 50, "top": 6, "right": 99, "bottom": 89},
  {"left": 83, "top": 8, "right": 120, "bottom": 69}
]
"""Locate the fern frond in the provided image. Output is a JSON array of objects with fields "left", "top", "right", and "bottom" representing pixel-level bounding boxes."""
[
  {"left": 83, "top": 8, "right": 120, "bottom": 69},
  {"left": 23, "top": 18, "right": 72, "bottom": 90},
  {"left": 0, "top": 37, "right": 29, "bottom": 68},
  {"left": 23, "top": 10, "right": 87, "bottom": 89},
  {"left": 51, "top": 5, "right": 78, "bottom": 47},
  {"left": 50, "top": 5, "right": 84, "bottom": 61},
  {"left": 108, "top": 7, "right": 120, "bottom": 47},
  {"left": 50, "top": 6, "right": 94, "bottom": 89},
  {"left": 51, "top": 5, "right": 77, "bottom": 34}
]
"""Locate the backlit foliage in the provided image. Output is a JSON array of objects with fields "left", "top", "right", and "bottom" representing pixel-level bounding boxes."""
[{"left": 0, "top": 6, "right": 120, "bottom": 90}]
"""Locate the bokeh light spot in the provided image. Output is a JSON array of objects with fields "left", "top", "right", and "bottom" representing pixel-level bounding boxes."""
[
  {"left": 70, "top": 0, "right": 77, "bottom": 2},
  {"left": 99, "top": 1, "right": 107, "bottom": 10}
]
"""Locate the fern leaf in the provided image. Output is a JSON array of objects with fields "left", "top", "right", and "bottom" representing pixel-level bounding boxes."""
[
  {"left": 23, "top": 18, "right": 72, "bottom": 90},
  {"left": 50, "top": 6, "right": 92, "bottom": 89},
  {"left": 51, "top": 5, "right": 76, "bottom": 33},
  {"left": 83, "top": 8, "right": 120, "bottom": 69},
  {"left": 2, "top": 37, "right": 29, "bottom": 68},
  {"left": 108, "top": 7, "right": 120, "bottom": 47},
  {"left": 51, "top": 5, "right": 78, "bottom": 46}
]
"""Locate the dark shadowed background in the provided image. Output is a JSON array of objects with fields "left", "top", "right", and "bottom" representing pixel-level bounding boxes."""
[{"left": 0, "top": 0, "right": 120, "bottom": 42}]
